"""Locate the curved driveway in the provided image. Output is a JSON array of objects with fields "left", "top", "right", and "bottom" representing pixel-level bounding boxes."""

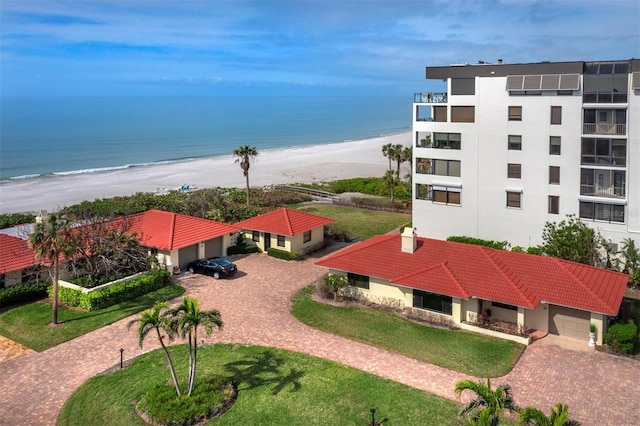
[{"left": 1, "top": 254, "right": 639, "bottom": 426}]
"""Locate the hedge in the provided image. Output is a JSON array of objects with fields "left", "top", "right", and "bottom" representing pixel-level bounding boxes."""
[
  {"left": 53, "top": 269, "right": 171, "bottom": 311},
  {"left": 605, "top": 320, "right": 638, "bottom": 355},
  {"left": 447, "top": 236, "right": 509, "bottom": 250},
  {"left": 0, "top": 282, "right": 49, "bottom": 308},
  {"left": 227, "top": 244, "right": 260, "bottom": 255},
  {"left": 267, "top": 247, "right": 299, "bottom": 261}
]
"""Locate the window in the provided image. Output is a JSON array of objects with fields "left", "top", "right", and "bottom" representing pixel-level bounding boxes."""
[
  {"left": 451, "top": 106, "right": 475, "bottom": 123},
  {"left": 508, "top": 106, "right": 522, "bottom": 121},
  {"left": 549, "top": 136, "right": 561, "bottom": 155},
  {"left": 548, "top": 196, "right": 559, "bottom": 214},
  {"left": 413, "top": 289, "right": 452, "bottom": 315},
  {"left": 506, "top": 191, "right": 521, "bottom": 208},
  {"left": 581, "top": 138, "right": 626, "bottom": 165},
  {"left": 433, "top": 133, "right": 461, "bottom": 149},
  {"left": 252, "top": 230, "right": 260, "bottom": 242},
  {"left": 508, "top": 135, "right": 522, "bottom": 150},
  {"left": 551, "top": 106, "right": 562, "bottom": 124},
  {"left": 277, "top": 235, "right": 285, "bottom": 247},
  {"left": 417, "top": 158, "right": 461, "bottom": 177},
  {"left": 433, "top": 106, "right": 447, "bottom": 122},
  {"left": 549, "top": 166, "right": 560, "bottom": 184},
  {"left": 492, "top": 301, "right": 518, "bottom": 311},
  {"left": 580, "top": 169, "right": 625, "bottom": 198},
  {"left": 416, "top": 183, "right": 432, "bottom": 200},
  {"left": 451, "top": 78, "right": 475, "bottom": 95},
  {"left": 579, "top": 201, "right": 625, "bottom": 223},
  {"left": 303, "top": 230, "right": 311, "bottom": 243},
  {"left": 433, "top": 188, "right": 461, "bottom": 205},
  {"left": 0, "top": 274, "right": 5, "bottom": 289},
  {"left": 583, "top": 61, "right": 629, "bottom": 103},
  {"left": 348, "top": 273, "right": 369, "bottom": 290},
  {"left": 507, "top": 163, "right": 521, "bottom": 179}
]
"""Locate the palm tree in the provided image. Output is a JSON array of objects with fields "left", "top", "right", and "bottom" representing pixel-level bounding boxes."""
[
  {"left": 29, "top": 213, "right": 73, "bottom": 325},
  {"left": 402, "top": 146, "right": 413, "bottom": 175},
  {"left": 381, "top": 143, "right": 394, "bottom": 171},
  {"left": 392, "top": 144, "right": 404, "bottom": 174},
  {"left": 454, "top": 378, "right": 518, "bottom": 426},
  {"left": 383, "top": 170, "right": 399, "bottom": 203},
  {"left": 169, "top": 296, "right": 223, "bottom": 396},
  {"left": 519, "top": 403, "right": 581, "bottom": 426},
  {"left": 128, "top": 302, "right": 181, "bottom": 396},
  {"left": 233, "top": 145, "right": 259, "bottom": 207}
]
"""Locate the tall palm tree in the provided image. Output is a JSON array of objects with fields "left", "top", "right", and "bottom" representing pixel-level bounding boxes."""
[
  {"left": 233, "top": 145, "right": 259, "bottom": 207},
  {"left": 128, "top": 302, "right": 181, "bottom": 396},
  {"left": 519, "top": 403, "right": 581, "bottom": 426},
  {"left": 383, "top": 170, "right": 399, "bottom": 203},
  {"left": 402, "top": 146, "right": 413, "bottom": 175},
  {"left": 391, "top": 143, "right": 404, "bottom": 174},
  {"left": 381, "top": 143, "right": 394, "bottom": 171},
  {"left": 169, "top": 296, "right": 223, "bottom": 396},
  {"left": 454, "top": 378, "right": 518, "bottom": 426},
  {"left": 29, "top": 213, "right": 73, "bottom": 325}
]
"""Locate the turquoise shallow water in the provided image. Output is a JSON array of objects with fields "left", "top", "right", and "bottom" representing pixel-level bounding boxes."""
[{"left": 0, "top": 96, "right": 411, "bottom": 180}]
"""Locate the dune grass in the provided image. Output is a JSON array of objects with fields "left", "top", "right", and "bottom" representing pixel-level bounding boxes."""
[
  {"left": 0, "top": 285, "right": 185, "bottom": 351},
  {"left": 58, "top": 343, "right": 462, "bottom": 426},
  {"left": 291, "top": 286, "right": 524, "bottom": 378}
]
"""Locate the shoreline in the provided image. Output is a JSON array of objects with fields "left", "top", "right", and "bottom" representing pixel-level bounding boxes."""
[{"left": 0, "top": 131, "right": 411, "bottom": 214}]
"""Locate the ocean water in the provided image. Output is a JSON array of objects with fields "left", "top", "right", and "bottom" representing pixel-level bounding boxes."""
[{"left": 0, "top": 96, "right": 411, "bottom": 180}]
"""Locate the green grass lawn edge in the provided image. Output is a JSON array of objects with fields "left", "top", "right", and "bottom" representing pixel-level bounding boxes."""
[
  {"left": 0, "top": 284, "right": 185, "bottom": 351},
  {"left": 291, "top": 286, "right": 524, "bottom": 378}
]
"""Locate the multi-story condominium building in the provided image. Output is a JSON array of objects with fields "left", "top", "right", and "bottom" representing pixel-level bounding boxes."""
[{"left": 412, "top": 59, "right": 640, "bottom": 250}]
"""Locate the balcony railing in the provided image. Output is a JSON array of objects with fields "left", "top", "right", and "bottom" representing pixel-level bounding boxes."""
[
  {"left": 580, "top": 185, "right": 626, "bottom": 199},
  {"left": 414, "top": 92, "right": 448, "bottom": 103},
  {"left": 582, "top": 123, "right": 626, "bottom": 135}
]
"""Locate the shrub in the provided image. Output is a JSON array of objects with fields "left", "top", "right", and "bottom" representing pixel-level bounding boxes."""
[
  {"left": 605, "top": 320, "right": 638, "bottom": 354},
  {"left": 227, "top": 244, "right": 260, "bottom": 255},
  {"left": 324, "top": 224, "right": 354, "bottom": 242},
  {"left": 447, "top": 236, "right": 509, "bottom": 250},
  {"left": 267, "top": 248, "right": 299, "bottom": 261},
  {"left": 56, "top": 270, "right": 171, "bottom": 311},
  {"left": 0, "top": 213, "right": 36, "bottom": 229},
  {"left": 0, "top": 282, "right": 49, "bottom": 308}
]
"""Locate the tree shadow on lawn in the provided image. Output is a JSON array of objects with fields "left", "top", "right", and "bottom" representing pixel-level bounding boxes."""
[{"left": 224, "top": 349, "right": 305, "bottom": 395}]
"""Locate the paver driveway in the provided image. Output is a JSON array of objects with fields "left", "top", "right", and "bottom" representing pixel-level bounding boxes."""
[{"left": 0, "top": 253, "right": 639, "bottom": 425}]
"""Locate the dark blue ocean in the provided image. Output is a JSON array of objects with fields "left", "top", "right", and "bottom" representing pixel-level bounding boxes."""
[{"left": 0, "top": 96, "right": 411, "bottom": 181}]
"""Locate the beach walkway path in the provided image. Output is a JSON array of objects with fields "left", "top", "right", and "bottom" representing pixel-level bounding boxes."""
[{"left": 0, "top": 254, "right": 639, "bottom": 426}]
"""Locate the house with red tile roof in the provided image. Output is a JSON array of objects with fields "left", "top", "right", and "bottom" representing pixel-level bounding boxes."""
[
  {"left": 0, "top": 234, "right": 41, "bottom": 288},
  {"left": 235, "top": 208, "right": 334, "bottom": 255},
  {"left": 316, "top": 228, "right": 629, "bottom": 345},
  {"left": 126, "top": 210, "right": 241, "bottom": 271}
]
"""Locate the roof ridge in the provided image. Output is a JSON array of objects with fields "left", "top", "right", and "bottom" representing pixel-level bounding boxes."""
[
  {"left": 441, "top": 261, "right": 471, "bottom": 299},
  {"left": 283, "top": 208, "right": 294, "bottom": 235},
  {"left": 480, "top": 247, "right": 537, "bottom": 307},
  {"left": 553, "top": 258, "right": 611, "bottom": 312},
  {"left": 393, "top": 262, "right": 470, "bottom": 298},
  {"left": 168, "top": 212, "right": 177, "bottom": 249},
  {"left": 316, "top": 234, "right": 395, "bottom": 265}
]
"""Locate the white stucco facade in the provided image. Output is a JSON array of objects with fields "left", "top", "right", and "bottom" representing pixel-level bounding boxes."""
[{"left": 413, "top": 60, "right": 640, "bottom": 250}]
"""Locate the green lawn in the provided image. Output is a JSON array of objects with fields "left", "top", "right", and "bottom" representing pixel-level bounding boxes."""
[
  {"left": 291, "top": 287, "right": 524, "bottom": 378},
  {"left": 58, "top": 344, "right": 462, "bottom": 426},
  {"left": 0, "top": 285, "right": 185, "bottom": 351},
  {"left": 294, "top": 204, "right": 410, "bottom": 241}
]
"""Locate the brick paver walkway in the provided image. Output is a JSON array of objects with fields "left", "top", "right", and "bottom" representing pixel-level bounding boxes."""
[{"left": 1, "top": 254, "right": 639, "bottom": 425}]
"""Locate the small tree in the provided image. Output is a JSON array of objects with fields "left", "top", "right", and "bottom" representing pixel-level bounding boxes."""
[
  {"left": 29, "top": 213, "right": 73, "bottom": 325},
  {"left": 541, "top": 215, "right": 603, "bottom": 266},
  {"left": 324, "top": 274, "right": 348, "bottom": 301},
  {"left": 233, "top": 145, "right": 259, "bottom": 207},
  {"left": 519, "top": 403, "right": 581, "bottom": 425},
  {"left": 454, "top": 378, "right": 518, "bottom": 426},
  {"left": 168, "top": 296, "right": 223, "bottom": 396},
  {"left": 128, "top": 302, "right": 181, "bottom": 396},
  {"left": 620, "top": 238, "right": 640, "bottom": 287},
  {"left": 382, "top": 169, "right": 399, "bottom": 203}
]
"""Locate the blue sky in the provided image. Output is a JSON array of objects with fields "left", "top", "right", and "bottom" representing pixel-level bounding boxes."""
[{"left": 1, "top": 0, "right": 639, "bottom": 97}]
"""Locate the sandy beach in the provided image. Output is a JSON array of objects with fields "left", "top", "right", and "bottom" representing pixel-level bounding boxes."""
[{"left": 0, "top": 132, "right": 411, "bottom": 214}]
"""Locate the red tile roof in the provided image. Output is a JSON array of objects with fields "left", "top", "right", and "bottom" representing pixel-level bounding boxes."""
[
  {"left": 235, "top": 208, "right": 334, "bottom": 236},
  {"left": 127, "top": 210, "right": 240, "bottom": 251},
  {"left": 0, "top": 234, "right": 38, "bottom": 274},
  {"left": 316, "top": 234, "right": 628, "bottom": 315}
]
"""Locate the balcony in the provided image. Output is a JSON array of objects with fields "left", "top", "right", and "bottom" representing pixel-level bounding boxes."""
[
  {"left": 580, "top": 184, "right": 626, "bottom": 199},
  {"left": 583, "top": 123, "right": 626, "bottom": 136},
  {"left": 414, "top": 92, "right": 448, "bottom": 103}
]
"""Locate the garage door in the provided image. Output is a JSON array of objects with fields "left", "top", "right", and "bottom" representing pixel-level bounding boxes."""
[
  {"left": 205, "top": 238, "right": 223, "bottom": 258},
  {"left": 178, "top": 245, "right": 198, "bottom": 268},
  {"left": 549, "top": 305, "right": 590, "bottom": 340}
]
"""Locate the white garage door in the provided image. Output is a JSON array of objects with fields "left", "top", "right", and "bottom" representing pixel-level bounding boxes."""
[
  {"left": 549, "top": 305, "right": 590, "bottom": 340},
  {"left": 178, "top": 245, "right": 198, "bottom": 268}
]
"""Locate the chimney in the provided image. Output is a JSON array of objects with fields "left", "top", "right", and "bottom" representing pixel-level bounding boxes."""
[{"left": 401, "top": 227, "right": 417, "bottom": 254}]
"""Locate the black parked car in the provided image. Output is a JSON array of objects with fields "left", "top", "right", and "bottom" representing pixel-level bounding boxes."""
[{"left": 186, "top": 257, "right": 237, "bottom": 279}]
